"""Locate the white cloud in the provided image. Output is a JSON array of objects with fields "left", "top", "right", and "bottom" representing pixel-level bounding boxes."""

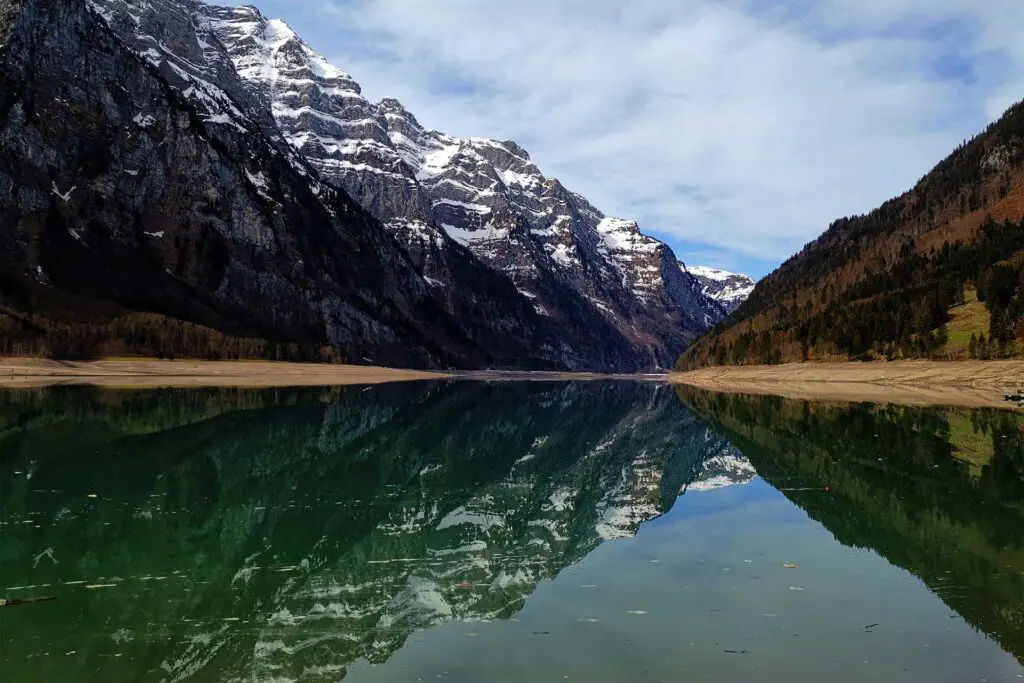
[{"left": 242, "top": 0, "right": 1024, "bottom": 276}]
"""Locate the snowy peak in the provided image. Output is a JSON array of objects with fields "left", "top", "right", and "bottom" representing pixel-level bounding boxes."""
[
  {"left": 87, "top": 0, "right": 731, "bottom": 370},
  {"left": 595, "top": 217, "right": 664, "bottom": 302},
  {"left": 205, "top": 5, "right": 360, "bottom": 93},
  {"left": 687, "top": 447, "right": 758, "bottom": 492},
  {"left": 596, "top": 217, "right": 657, "bottom": 254},
  {"left": 377, "top": 97, "right": 423, "bottom": 131},
  {"left": 204, "top": 0, "right": 721, "bottom": 349},
  {"left": 686, "top": 265, "right": 734, "bottom": 281},
  {"left": 685, "top": 264, "right": 756, "bottom": 314}
]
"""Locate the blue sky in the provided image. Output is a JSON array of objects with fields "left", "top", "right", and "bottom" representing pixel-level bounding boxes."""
[{"left": 230, "top": 0, "right": 1024, "bottom": 279}]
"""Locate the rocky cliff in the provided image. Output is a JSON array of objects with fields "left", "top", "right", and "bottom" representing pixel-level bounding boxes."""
[
  {"left": 0, "top": 0, "right": 725, "bottom": 371},
  {"left": 200, "top": 2, "right": 725, "bottom": 369},
  {"left": 0, "top": 0, "right": 587, "bottom": 369}
]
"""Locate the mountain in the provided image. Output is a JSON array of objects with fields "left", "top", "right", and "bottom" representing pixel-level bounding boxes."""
[
  {"left": 684, "top": 265, "right": 756, "bottom": 314},
  {"left": 201, "top": 3, "right": 723, "bottom": 369},
  {"left": 0, "top": 0, "right": 725, "bottom": 371},
  {"left": 0, "top": 381, "right": 738, "bottom": 680},
  {"left": 0, "top": 0, "right": 574, "bottom": 370},
  {"left": 678, "top": 99, "right": 1024, "bottom": 369}
]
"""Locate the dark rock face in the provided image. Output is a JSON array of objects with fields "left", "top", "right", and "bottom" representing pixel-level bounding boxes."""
[
  {"left": 0, "top": 0, "right": 724, "bottom": 371},
  {"left": 0, "top": 0, "right": 568, "bottom": 369}
]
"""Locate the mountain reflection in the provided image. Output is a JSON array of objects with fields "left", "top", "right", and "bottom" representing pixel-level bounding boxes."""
[
  {"left": 677, "top": 386, "right": 1024, "bottom": 665},
  {"left": 0, "top": 382, "right": 733, "bottom": 682}
]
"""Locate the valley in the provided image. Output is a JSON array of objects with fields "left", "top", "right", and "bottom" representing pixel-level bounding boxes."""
[{"left": 3, "top": 4, "right": 1024, "bottom": 681}]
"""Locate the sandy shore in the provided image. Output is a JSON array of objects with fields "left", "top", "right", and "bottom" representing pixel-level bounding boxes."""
[
  {"left": 3, "top": 357, "right": 1022, "bottom": 409},
  {"left": 669, "top": 360, "right": 1024, "bottom": 410},
  {"left": 0, "top": 358, "right": 447, "bottom": 389},
  {"left": 0, "top": 358, "right": 669, "bottom": 389}
]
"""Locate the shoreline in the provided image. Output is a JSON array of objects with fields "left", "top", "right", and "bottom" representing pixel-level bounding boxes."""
[
  {"left": 0, "top": 358, "right": 448, "bottom": 389},
  {"left": 669, "top": 360, "right": 1024, "bottom": 410},
  {"left": 0, "top": 358, "right": 664, "bottom": 389},
  {"left": 1, "top": 357, "right": 1022, "bottom": 410}
]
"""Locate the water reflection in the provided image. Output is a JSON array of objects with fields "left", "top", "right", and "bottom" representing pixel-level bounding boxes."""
[
  {"left": 0, "top": 382, "right": 729, "bottom": 681},
  {"left": 1, "top": 383, "right": 1022, "bottom": 681},
  {"left": 677, "top": 386, "right": 1024, "bottom": 665}
]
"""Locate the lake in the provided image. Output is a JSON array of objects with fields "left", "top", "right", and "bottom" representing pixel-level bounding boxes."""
[{"left": 1, "top": 381, "right": 1022, "bottom": 682}]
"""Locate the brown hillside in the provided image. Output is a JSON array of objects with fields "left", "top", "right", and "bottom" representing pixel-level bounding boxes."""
[
  {"left": 990, "top": 180, "right": 1024, "bottom": 224},
  {"left": 679, "top": 98, "right": 1024, "bottom": 369}
]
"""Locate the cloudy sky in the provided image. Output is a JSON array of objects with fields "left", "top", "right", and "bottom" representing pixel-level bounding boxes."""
[{"left": 234, "top": 0, "right": 1024, "bottom": 278}]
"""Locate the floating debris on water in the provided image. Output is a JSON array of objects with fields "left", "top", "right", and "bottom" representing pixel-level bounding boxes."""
[
  {"left": 33, "top": 548, "right": 58, "bottom": 568},
  {"left": 0, "top": 596, "right": 57, "bottom": 607}
]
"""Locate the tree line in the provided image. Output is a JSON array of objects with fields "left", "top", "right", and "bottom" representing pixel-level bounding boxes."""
[
  {"left": 678, "top": 216, "right": 1024, "bottom": 369},
  {"left": 0, "top": 309, "right": 344, "bottom": 364}
]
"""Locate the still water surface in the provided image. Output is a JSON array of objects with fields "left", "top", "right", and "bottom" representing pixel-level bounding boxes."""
[{"left": 0, "top": 381, "right": 1022, "bottom": 682}]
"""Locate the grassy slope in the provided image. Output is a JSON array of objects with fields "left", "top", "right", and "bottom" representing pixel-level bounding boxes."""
[{"left": 941, "top": 288, "right": 993, "bottom": 358}]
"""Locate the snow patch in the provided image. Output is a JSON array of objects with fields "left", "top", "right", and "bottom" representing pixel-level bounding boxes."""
[
  {"left": 51, "top": 182, "right": 76, "bottom": 202},
  {"left": 436, "top": 507, "right": 505, "bottom": 531}
]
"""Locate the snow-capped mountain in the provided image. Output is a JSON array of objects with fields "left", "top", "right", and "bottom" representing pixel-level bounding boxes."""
[
  {"left": 1, "top": 0, "right": 731, "bottom": 371},
  {"left": 685, "top": 265, "right": 757, "bottom": 314},
  {"left": 686, "top": 446, "right": 758, "bottom": 492},
  {"left": 5, "top": 0, "right": 587, "bottom": 371},
  {"left": 202, "top": 3, "right": 725, "bottom": 368}
]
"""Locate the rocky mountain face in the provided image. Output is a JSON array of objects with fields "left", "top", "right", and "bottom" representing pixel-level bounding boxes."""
[
  {"left": 0, "top": 381, "right": 739, "bottom": 681},
  {"left": 0, "top": 0, "right": 580, "bottom": 369},
  {"left": 685, "top": 265, "right": 756, "bottom": 315},
  {"left": 199, "top": 3, "right": 724, "bottom": 369},
  {"left": 0, "top": 0, "right": 726, "bottom": 371}
]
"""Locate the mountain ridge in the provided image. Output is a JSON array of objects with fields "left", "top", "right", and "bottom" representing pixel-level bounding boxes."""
[
  {"left": 0, "top": 0, "right": 733, "bottom": 371},
  {"left": 202, "top": 2, "right": 724, "bottom": 368},
  {"left": 3, "top": 0, "right": 588, "bottom": 370}
]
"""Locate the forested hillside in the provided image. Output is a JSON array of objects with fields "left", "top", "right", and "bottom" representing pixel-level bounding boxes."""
[{"left": 678, "top": 99, "right": 1024, "bottom": 369}]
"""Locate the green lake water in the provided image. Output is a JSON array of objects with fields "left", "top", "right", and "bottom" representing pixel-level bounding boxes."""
[{"left": 0, "top": 381, "right": 1022, "bottom": 682}]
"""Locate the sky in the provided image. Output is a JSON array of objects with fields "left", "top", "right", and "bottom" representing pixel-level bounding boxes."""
[{"left": 229, "top": 0, "right": 1024, "bottom": 279}]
